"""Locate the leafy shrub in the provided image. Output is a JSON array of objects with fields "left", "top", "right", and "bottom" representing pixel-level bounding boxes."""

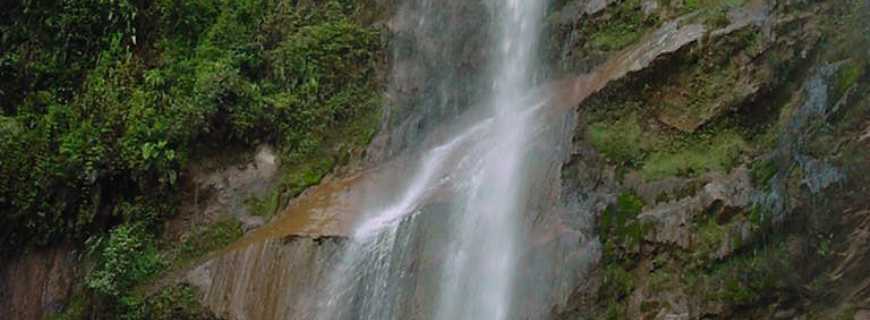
[
  {"left": 121, "top": 284, "right": 218, "bottom": 320},
  {"left": 86, "top": 223, "right": 165, "bottom": 298}
]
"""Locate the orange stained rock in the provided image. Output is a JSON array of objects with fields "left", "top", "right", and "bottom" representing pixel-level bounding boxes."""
[{"left": 224, "top": 173, "right": 364, "bottom": 252}]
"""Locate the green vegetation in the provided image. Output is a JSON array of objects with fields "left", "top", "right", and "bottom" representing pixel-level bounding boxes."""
[
  {"left": 172, "top": 218, "right": 243, "bottom": 267},
  {"left": 681, "top": 0, "right": 747, "bottom": 11},
  {"left": 691, "top": 216, "right": 730, "bottom": 262},
  {"left": 0, "top": 0, "right": 383, "bottom": 317},
  {"left": 750, "top": 159, "right": 778, "bottom": 188},
  {"left": 696, "top": 240, "right": 787, "bottom": 306},
  {"left": 640, "top": 131, "right": 746, "bottom": 180},
  {"left": 46, "top": 293, "right": 89, "bottom": 320},
  {"left": 583, "top": 26, "right": 763, "bottom": 182},
  {"left": 600, "top": 192, "right": 648, "bottom": 261},
  {"left": 596, "top": 192, "right": 646, "bottom": 318},
  {"left": 120, "top": 284, "right": 218, "bottom": 320},
  {"left": 586, "top": 109, "right": 645, "bottom": 165},
  {"left": 86, "top": 223, "right": 165, "bottom": 298},
  {"left": 0, "top": 0, "right": 383, "bottom": 251},
  {"left": 549, "top": 0, "right": 660, "bottom": 73},
  {"left": 247, "top": 190, "right": 284, "bottom": 219},
  {"left": 602, "top": 264, "right": 636, "bottom": 299},
  {"left": 680, "top": 0, "right": 747, "bottom": 27},
  {"left": 588, "top": 0, "right": 659, "bottom": 52},
  {"left": 283, "top": 157, "right": 338, "bottom": 196},
  {"left": 588, "top": 0, "right": 659, "bottom": 51},
  {"left": 833, "top": 60, "right": 865, "bottom": 101},
  {"left": 585, "top": 103, "right": 747, "bottom": 181}
]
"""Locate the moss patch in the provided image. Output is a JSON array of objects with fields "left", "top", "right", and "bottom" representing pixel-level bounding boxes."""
[
  {"left": 586, "top": 110, "right": 645, "bottom": 164},
  {"left": 170, "top": 217, "right": 243, "bottom": 268},
  {"left": 246, "top": 189, "right": 283, "bottom": 219},
  {"left": 581, "top": 27, "right": 766, "bottom": 182},
  {"left": 832, "top": 60, "right": 865, "bottom": 101},
  {"left": 695, "top": 239, "right": 787, "bottom": 306},
  {"left": 640, "top": 130, "right": 746, "bottom": 180},
  {"left": 584, "top": 101, "right": 748, "bottom": 181},
  {"left": 750, "top": 158, "right": 777, "bottom": 188},
  {"left": 600, "top": 192, "right": 649, "bottom": 261},
  {"left": 648, "top": 28, "right": 763, "bottom": 132},
  {"left": 596, "top": 192, "right": 649, "bottom": 319},
  {"left": 588, "top": 0, "right": 657, "bottom": 52},
  {"left": 549, "top": 0, "right": 660, "bottom": 73}
]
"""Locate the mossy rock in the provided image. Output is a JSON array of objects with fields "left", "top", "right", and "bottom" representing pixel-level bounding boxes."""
[
  {"left": 171, "top": 218, "right": 244, "bottom": 268},
  {"left": 601, "top": 192, "right": 650, "bottom": 262}
]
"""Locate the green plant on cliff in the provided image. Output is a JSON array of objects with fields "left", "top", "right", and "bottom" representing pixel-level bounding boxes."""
[
  {"left": 86, "top": 223, "right": 165, "bottom": 298},
  {"left": 587, "top": 111, "right": 645, "bottom": 165},
  {"left": 585, "top": 103, "right": 748, "bottom": 181},
  {"left": 0, "top": 0, "right": 382, "bottom": 253},
  {"left": 589, "top": 0, "right": 659, "bottom": 52},
  {"left": 832, "top": 60, "right": 865, "bottom": 101},
  {"left": 172, "top": 217, "right": 244, "bottom": 268},
  {"left": 600, "top": 192, "right": 648, "bottom": 262},
  {"left": 681, "top": 0, "right": 747, "bottom": 16},
  {"left": 120, "top": 284, "right": 217, "bottom": 320},
  {"left": 1, "top": 1, "right": 383, "bottom": 317},
  {"left": 46, "top": 293, "right": 89, "bottom": 320},
  {"left": 597, "top": 192, "right": 647, "bottom": 319},
  {"left": 640, "top": 130, "right": 746, "bottom": 180},
  {"left": 703, "top": 240, "right": 788, "bottom": 306}
]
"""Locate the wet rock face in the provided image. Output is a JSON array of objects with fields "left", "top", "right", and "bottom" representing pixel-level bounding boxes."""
[
  {"left": 188, "top": 236, "right": 345, "bottom": 320},
  {"left": 552, "top": 0, "right": 870, "bottom": 318},
  {"left": 369, "top": 0, "right": 493, "bottom": 162},
  {"left": 0, "top": 243, "right": 78, "bottom": 320},
  {"left": 187, "top": 200, "right": 461, "bottom": 320}
]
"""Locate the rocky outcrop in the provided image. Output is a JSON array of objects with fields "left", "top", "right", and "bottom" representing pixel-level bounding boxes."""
[
  {"left": 170, "top": 145, "right": 280, "bottom": 237},
  {"left": 553, "top": 0, "right": 870, "bottom": 317},
  {"left": 636, "top": 168, "right": 753, "bottom": 255}
]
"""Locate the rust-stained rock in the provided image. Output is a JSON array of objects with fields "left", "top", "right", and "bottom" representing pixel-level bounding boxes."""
[
  {"left": 0, "top": 243, "right": 78, "bottom": 320},
  {"left": 188, "top": 237, "right": 345, "bottom": 320}
]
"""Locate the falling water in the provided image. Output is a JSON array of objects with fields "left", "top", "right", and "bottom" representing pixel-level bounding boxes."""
[
  {"left": 434, "top": 0, "right": 545, "bottom": 319},
  {"left": 314, "top": 0, "right": 548, "bottom": 319}
]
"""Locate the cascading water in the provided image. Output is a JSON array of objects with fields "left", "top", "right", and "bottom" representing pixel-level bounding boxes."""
[
  {"left": 314, "top": 0, "right": 548, "bottom": 319},
  {"left": 434, "top": 0, "right": 545, "bottom": 319}
]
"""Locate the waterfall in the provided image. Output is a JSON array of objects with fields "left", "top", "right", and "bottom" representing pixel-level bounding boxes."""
[
  {"left": 433, "top": 0, "right": 545, "bottom": 319},
  {"left": 312, "top": 0, "right": 551, "bottom": 319},
  {"left": 190, "top": 0, "right": 594, "bottom": 318}
]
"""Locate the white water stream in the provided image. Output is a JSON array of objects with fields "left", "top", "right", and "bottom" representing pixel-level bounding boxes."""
[{"left": 315, "top": 1, "right": 547, "bottom": 319}]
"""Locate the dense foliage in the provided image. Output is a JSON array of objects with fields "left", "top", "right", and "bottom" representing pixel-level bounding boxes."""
[{"left": 0, "top": 0, "right": 383, "bottom": 252}]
